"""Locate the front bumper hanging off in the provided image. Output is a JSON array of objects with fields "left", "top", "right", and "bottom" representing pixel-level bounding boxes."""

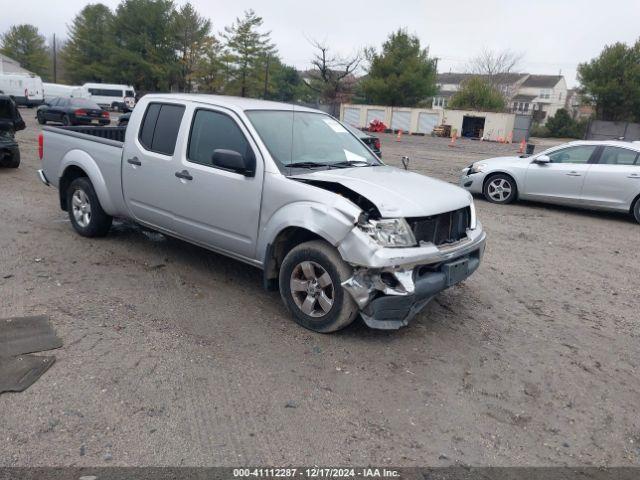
[{"left": 342, "top": 232, "right": 486, "bottom": 330}]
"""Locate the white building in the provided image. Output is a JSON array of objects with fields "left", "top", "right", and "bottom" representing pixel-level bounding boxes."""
[{"left": 0, "top": 53, "right": 33, "bottom": 75}]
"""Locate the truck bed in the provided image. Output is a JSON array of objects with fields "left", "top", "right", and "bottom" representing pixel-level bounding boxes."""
[{"left": 54, "top": 125, "right": 127, "bottom": 143}]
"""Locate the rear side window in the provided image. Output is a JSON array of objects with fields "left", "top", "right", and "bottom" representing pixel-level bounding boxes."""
[
  {"left": 138, "top": 103, "right": 185, "bottom": 156},
  {"left": 598, "top": 146, "right": 639, "bottom": 166},
  {"left": 187, "top": 109, "right": 250, "bottom": 166}
]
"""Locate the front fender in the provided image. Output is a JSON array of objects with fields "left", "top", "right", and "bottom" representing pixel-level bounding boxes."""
[
  {"left": 58, "top": 150, "right": 116, "bottom": 215},
  {"left": 257, "top": 200, "right": 360, "bottom": 264}
]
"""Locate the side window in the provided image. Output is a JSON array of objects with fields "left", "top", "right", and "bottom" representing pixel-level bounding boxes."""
[
  {"left": 138, "top": 103, "right": 185, "bottom": 155},
  {"left": 188, "top": 109, "right": 251, "bottom": 168},
  {"left": 599, "top": 146, "right": 638, "bottom": 166},
  {"left": 548, "top": 146, "right": 597, "bottom": 164}
]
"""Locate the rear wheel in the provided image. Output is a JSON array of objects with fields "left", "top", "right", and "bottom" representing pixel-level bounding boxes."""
[
  {"left": 632, "top": 197, "right": 640, "bottom": 224},
  {"left": 0, "top": 148, "right": 20, "bottom": 168},
  {"left": 37, "top": 112, "right": 46, "bottom": 125},
  {"left": 62, "top": 114, "right": 71, "bottom": 126},
  {"left": 279, "top": 240, "right": 358, "bottom": 333},
  {"left": 483, "top": 173, "right": 518, "bottom": 204},
  {"left": 66, "top": 177, "right": 112, "bottom": 237}
]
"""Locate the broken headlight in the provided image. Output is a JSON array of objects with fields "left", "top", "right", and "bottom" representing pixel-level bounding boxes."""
[
  {"left": 469, "top": 199, "right": 477, "bottom": 230},
  {"left": 358, "top": 217, "right": 417, "bottom": 248},
  {"left": 468, "top": 162, "right": 488, "bottom": 175}
]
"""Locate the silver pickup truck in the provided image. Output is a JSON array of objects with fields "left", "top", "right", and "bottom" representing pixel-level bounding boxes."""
[{"left": 38, "top": 94, "right": 486, "bottom": 333}]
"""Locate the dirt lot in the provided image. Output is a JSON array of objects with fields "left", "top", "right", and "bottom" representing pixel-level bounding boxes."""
[{"left": 1, "top": 112, "right": 639, "bottom": 467}]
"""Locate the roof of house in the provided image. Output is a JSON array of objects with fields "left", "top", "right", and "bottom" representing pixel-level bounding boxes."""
[
  {"left": 0, "top": 53, "right": 33, "bottom": 75},
  {"left": 437, "top": 72, "right": 525, "bottom": 86},
  {"left": 521, "top": 75, "right": 563, "bottom": 88}
]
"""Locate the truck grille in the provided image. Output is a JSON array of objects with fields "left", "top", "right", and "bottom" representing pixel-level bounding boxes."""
[{"left": 408, "top": 207, "right": 470, "bottom": 246}]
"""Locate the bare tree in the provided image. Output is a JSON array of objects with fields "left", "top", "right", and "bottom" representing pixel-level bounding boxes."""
[
  {"left": 306, "top": 39, "right": 361, "bottom": 110},
  {"left": 467, "top": 48, "right": 523, "bottom": 87}
]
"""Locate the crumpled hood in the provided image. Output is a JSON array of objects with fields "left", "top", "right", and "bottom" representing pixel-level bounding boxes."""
[{"left": 291, "top": 166, "right": 472, "bottom": 217}]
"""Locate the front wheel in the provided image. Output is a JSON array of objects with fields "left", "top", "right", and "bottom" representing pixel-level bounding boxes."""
[
  {"left": 0, "top": 148, "right": 20, "bottom": 168},
  {"left": 66, "top": 177, "right": 112, "bottom": 237},
  {"left": 483, "top": 173, "right": 518, "bottom": 204},
  {"left": 279, "top": 240, "right": 358, "bottom": 333},
  {"left": 37, "top": 112, "right": 46, "bottom": 125},
  {"left": 633, "top": 197, "right": 640, "bottom": 224}
]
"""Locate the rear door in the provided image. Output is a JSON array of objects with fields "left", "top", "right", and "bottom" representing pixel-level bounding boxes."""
[
  {"left": 581, "top": 146, "right": 640, "bottom": 209},
  {"left": 170, "top": 105, "right": 264, "bottom": 259},
  {"left": 523, "top": 145, "right": 598, "bottom": 205},
  {"left": 122, "top": 101, "right": 186, "bottom": 232}
]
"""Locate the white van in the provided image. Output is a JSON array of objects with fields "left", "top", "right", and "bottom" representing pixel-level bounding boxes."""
[
  {"left": 43, "top": 83, "right": 87, "bottom": 102},
  {"left": 82, "top": 83, "right": 136, "bottom": 111},
  {"left": 0, "top": 73, "right": 44, "bottom": 106}
]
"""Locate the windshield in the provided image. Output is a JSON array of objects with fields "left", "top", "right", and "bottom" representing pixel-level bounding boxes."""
[{"left": 246, "top": 110, "right": 381, "bottom": 169}]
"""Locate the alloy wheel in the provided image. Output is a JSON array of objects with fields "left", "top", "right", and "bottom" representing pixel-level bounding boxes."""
[
  {"left": 290, "top": 261, "right": 334, "bottom": 318},
  {"left": 487, "top": 178, "right": 513, "bottom": 202},
  {"left": 71, "top": 188, "right": 92, "bottom": 228}
]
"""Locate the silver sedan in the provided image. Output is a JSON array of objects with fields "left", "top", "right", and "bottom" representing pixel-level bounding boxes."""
[{"left": 460, "top": 140, "right": 640, "bottom": 224}]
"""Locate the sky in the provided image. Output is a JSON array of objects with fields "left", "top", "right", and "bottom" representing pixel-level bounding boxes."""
[{"left": 2, "top": 0, "right": 639, "bottom": 87}]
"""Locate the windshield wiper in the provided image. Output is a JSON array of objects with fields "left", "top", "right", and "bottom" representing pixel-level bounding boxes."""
[
  {"left": 287, "top": 161, "right": 334, "bottom": 169},
  {"left": 330, "top": 161, "right": 375, "bottom": 168}
]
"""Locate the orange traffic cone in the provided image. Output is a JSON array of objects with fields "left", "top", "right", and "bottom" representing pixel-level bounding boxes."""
[
  {"left": 396, "top": 130, "right": 403, "bottom": 142},
  {"left": 518, "top": 139, "right": 526, "bottom": 154}
]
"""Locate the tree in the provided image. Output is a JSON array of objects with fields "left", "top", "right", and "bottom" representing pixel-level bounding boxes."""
[
  {"left": 545, "top": 108, "right": 587, "bottom": 138},
  {"left": 578, "top": 39, "right": 640, "bottom": 122},
  {"left": 109, "top": 0, "right": 178, "bottom": 91},
  {"left": 223, "top": 10, "right": 275, "bottom": 97},
  {"left": 306, "top": 40, "right": 360, "bottom": 110},
  {"left": 468, "top": 48, "right": 523, "bottom": 88},
  {"left": 0, "top": 24, "right": 49, "bottom": 79},
  {"left": 448, "top": 76, "right": 506, "bottom": 112},
  {"left": 360, "top": 29, "right": 437, "bottom": 107},
  {"left": 265, "top": 58, "right": 302, "bottom": 102},
  {"left": 172, "top": 3, "right": 211, "bottom": 92},
  {"left": 61, "top": 4, "right": 114, "bottom": 84},
  {"left": 193, "top": 36, "right": 227, "bottom": 93}
]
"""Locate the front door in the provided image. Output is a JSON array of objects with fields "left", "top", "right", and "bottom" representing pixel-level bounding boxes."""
[
  {"left": 524, "top": 145, "right": 598, "bottom": 205},
  {"left": 170, "top": 106, "right": 264, "bottom": 260},
  {"left": 122, "top": 102, "right": 186, "bottom": 232},
  {"left": 581, "top": 146, "right": 640, "bottom": 209}
]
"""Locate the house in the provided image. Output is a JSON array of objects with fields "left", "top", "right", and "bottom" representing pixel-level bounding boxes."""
[
  {"left": 432, "top": 72, "right": 568, "bottom": 124},
  {"left": 565, "top": 88, "right": 594, "bottom": 120},
  {"left": 0, "top": 53, "right": 33, "bottom": 75}
]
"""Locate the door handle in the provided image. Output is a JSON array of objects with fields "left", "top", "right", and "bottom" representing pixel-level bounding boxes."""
[
  {"left": 566, "top": 171, "right": 581, "bottom": 176},
  {"left": 127, "top": 157, "right": 141, "bottom": 166},
  {"left": 628, "top": 174, "right": 640, "bottom": 179},
  {"left": 175, "top": 170, "right": 193, "bottom": 181}
]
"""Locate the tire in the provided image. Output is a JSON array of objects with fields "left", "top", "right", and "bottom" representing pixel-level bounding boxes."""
[
  {"left": 112, "top": 103, "right": 119, "bottom": 112},
  {"left": 5, "top": 148, "right": 20, "bottom": 168},
  {"left": 483, "top": 173, "right": 518, "bottom": 204},
  {"left": 62, "top": 114, "right": 71, "bottom": 126},
  {"left": 632, "top": 197, "right": 640, "bottom": 224},
  {"left": 66, "top": 177, "right": 112, "bottom": 237},
  {"left": 37, "top": 112, "right": 46, "bottom": 125},
  {"left": 279, "top": 240, "right": 358, "bottom": 333}
]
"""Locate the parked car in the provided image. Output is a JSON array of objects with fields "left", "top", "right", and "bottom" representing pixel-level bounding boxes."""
[
  {"left": 0, "top": 95, "right": 25, "bottom": 168},
  {"left": 344, "top": 123, "right": 382, "bottom": 158},
  {"left": 38, "top": 94, "right": 485, "bottom": 333},
  {"left": 460, "top": 140, "right": 640, "bottom": 224},
  {"left": 37, "top": 97, "right": 110, "bottom": 126},
  {"left": 117, "top": 112, "right": 131, "bottom": 127}
]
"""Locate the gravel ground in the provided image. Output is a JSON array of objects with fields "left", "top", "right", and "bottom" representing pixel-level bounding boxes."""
[{"left": 0, "top": 113, "right": 639, "bottom": 467}]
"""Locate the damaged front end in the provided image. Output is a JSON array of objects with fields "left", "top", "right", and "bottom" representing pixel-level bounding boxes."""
[{"left": 338, "top": 205, "right": 486, "bottom": 330}]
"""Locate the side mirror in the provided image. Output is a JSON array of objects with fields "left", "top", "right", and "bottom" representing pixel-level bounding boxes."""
[
  {"left": 534, "top": 155, "right": 550, "bottom": 164},
  {"left": 212, "top": 149, "right": 255, "bottom": 176}
]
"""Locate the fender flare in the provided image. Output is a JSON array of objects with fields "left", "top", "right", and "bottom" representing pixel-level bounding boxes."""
[{"left": 58, "top": 150, "right": 117, "bottom": 215}]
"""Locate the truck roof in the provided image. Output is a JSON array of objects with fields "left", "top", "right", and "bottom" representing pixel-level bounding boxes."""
[{"left": 141, "top": 93, "right": 324, "bottom": 114}]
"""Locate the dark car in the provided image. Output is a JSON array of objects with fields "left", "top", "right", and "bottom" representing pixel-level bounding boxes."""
[
  {"left": 344, "top": 123, "right": 381, "bottom": 158},
  {"left": 117, "top": 111, "right": 131, "bottom": 127},
  {"left": 37, "top": 97, "right": 110, "bottom": 126},
  {"left": 0, "top": 95, "right": 25, "bottom": 168}
]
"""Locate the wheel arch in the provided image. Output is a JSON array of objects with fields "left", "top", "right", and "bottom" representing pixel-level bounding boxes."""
[
  {"left": 630, "top": 192, "right": 640, "bottom": 216},
  {"left": 58, "top": 152, "right": 115, "bottom": 214}
]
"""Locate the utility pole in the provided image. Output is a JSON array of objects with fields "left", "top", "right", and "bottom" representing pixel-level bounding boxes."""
[
  {"left": 52, "top": 33, "right": 57, "bottom": 83},
  {"left": 263, "top": 54, "right": 270, "bottom": 99}
]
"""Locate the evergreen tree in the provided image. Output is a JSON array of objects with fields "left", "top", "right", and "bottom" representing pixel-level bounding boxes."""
[
  {"left": 448, "top": 77, "right": 506, "bottom": 112},
  {"left": 61, "top": 4, "right": 114, "bottom": 84},
  {"left": 223, "top": 10, "right": 275, "bottom": 97},
  {"left": 0, "top": 24, "right": 49, "bottom": 79},
  {"left": 361, "top": 29, "right": 437, "bottom": 107},
  {"left": 172, "top": 3, "right": 211, "bottom": 92}
]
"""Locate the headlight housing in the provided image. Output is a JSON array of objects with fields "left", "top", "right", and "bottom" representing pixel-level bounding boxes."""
[
  {"left": 469, "top": 199, "right": 477, "bottom": 230},
  {"left": 468, "top": 162, "right": 488, "bottom": 175},
  {"left": 358, "top": 217, "right": 417, "bottom": 248}
]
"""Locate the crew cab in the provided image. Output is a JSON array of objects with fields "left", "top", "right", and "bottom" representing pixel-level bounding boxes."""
[{"left": 38, "top": 94, "right": 486, "bottom": 332}]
